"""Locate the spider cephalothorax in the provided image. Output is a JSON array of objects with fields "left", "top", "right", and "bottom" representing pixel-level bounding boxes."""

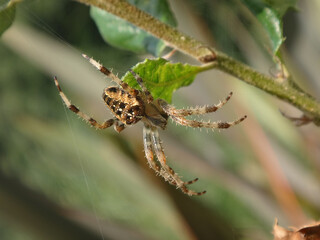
[{"left": 54, "top": 54, "right": 247, "bottom": 196}]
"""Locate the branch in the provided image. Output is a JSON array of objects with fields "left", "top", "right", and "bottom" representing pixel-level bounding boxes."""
[{"left": 75, "top": 0, "right": 320, "bottom": 126}]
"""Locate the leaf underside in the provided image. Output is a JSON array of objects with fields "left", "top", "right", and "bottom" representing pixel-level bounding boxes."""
[
  {"left": 241, "top": 0, "right": 297, "bottom": 55},
  {"left": 0, "top": 0, "right": 20, "bottom": 37},
  {"left": 122, "top": 58, "right": 205, "bottom": 103},
  {"left": 90, "top": 0, "right": 177, "bottom": 56}
]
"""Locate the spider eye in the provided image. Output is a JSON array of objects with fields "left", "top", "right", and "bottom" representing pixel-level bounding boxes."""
[
  {"left": 125, "top": 115, "right": 134, "bottom": 124},
  {"left": 111, "top": 101, "right": 119, "bottom": 111},
  {"left": 129, "top": 105, "right": 141, "bottom": 115},
  {"left": 124, "top": 105, "right": 143, "bottom": 124}
]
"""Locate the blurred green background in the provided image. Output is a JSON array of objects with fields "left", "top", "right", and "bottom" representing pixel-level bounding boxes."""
[{"left": 1, "top": 0, "right": 320, "bottom": 239}]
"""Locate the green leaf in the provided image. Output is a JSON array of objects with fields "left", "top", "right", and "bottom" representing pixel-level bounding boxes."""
[
  {"left": 257, "top": 7, "right": 283, "bottom": 55},
  {"left": 0, "top": 0, "right": 21, "bottom": 37},
  {"left": 241, "top": 0, "right": 297, "bottom": 55},
  {"left": 122, "top": 58, "right": 208, "bottom": 102},
  {"left": 90, "top": 0, "right": 176, "bottom": 56}
]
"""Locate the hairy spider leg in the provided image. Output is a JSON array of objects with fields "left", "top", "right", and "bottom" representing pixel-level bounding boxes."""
[
  {"left": 149, "top": 126, "right": 206, "bottom": 196},
  {"left": 82, "top": 54, "right": 139, "bottom": 97},
  {"left": 158, "top": 92, "right": 233, "bottom": 117},
  {"left": 143, "top": 125, "right": 160, "bottom": 173},
  {"left": 143, "top": 125, "right": 177, "bottom": 185},
  {"left": 170, "top": 114, "right": 247, "bottom": 129},
  {"left": 114, "top": 120, "right": 126, "bottom": 133},
  {"left": 54, "top": 76, "right": 117, "bottom": 129},
  {"left": 129, "top": 69, "right": 154, "bottom": 103}
]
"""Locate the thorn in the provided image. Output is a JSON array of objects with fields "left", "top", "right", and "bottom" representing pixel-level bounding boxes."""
[
  {"left": 82, "top": 53, "right": 89, "bottom": 59},
  {"left": 162, "top": 48, "right": 177, "bottom": 59},
  {"left": 280, "top": 111, "right": 312, "bottom": 126}
]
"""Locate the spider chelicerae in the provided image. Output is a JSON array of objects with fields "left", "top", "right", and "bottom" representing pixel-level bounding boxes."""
[{"left": 54, "top": 54, "right": 247, "bottom": 196}]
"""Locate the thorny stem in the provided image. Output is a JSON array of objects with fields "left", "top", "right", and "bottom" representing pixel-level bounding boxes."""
[{"left": 75, "top": 0, "right": 320, "bottom": 126}]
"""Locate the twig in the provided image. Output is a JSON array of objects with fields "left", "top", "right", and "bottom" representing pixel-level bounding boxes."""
[{"left": 75, "top": 0, "right": 320, "bottom": 126}]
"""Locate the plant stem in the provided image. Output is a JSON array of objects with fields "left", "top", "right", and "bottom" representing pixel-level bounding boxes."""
[
  {"left": 75, "top": 0, "right": 320, "bottom": 125},
  {"left": 215, "top": 54, "right": 320, "bottom": 124},
  {"left": 75, "top": 0, "right": 215, "bottom": 62}
]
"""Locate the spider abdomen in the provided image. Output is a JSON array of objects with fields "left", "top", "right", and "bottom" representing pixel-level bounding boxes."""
[{"left": 103, "top": 87, "right": 144, "bottom": 125}]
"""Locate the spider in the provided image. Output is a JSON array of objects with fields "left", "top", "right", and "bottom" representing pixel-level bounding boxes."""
[{"left": 53, "top": 54, "right": 247, "bottom": 196}]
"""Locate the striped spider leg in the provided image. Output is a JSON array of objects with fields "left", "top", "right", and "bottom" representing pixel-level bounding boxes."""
[
  {"left": 53, "top": 54, "right": 246, "bottom": 197},
  {"left": 157, "top": 96, "right": 247, "bottom": 129},
  {"left": 54, "top": 76, "right": 125, "bottom": 132},
  {"left": 144, "top": 124, "right": 206, "bottom": 196},
  {"left": 80, "top": 55, "right": 204, "bottom": 195}
]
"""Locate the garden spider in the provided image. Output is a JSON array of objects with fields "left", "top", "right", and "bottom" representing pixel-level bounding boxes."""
[{"left": 53, "top": 54, "right": 247, "bottom": 196}]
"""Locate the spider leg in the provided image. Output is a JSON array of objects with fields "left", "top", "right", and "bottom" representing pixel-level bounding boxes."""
[
  {"left": 184, "top": 178, "right": 199, "bottom": 185},
  {"left": 144, "top": 124, "right": 181, "bottom": 189},
  {"left": 82, "top": 54, "right": 138, "bottom": 97},
  {"left": 54, "top": 76, "right": 116, "bottom": 129},
  {"left": 166, "top": 177, "right": 199, "bottom": 186},
  {"left": 170, "top": 114, "right": 247, "bottom": 129},
  {"left": 149, "top": 125, "right": 206, "bottom": 196},
  {"left": 114, "top": 120, "right": 126, "bottom": 133},
  {"left": 158, "top": 92, "right": 233, "bottom": 117},
  {"left": 129, "top": 70, "right": 153, "bottom": 103},
  {"left": 143, "top": 125, "right": 160, "bottom": 173}
]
